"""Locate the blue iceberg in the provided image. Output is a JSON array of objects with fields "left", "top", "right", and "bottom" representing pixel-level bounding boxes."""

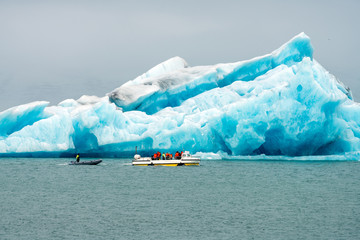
[{"left": 1, "top": 33, "right": 360, "bottom": 159}]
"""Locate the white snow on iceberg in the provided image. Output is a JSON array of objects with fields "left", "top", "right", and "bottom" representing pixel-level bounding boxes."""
[{"left": 1, "top": 32, "right": 360, "bottom": 158}]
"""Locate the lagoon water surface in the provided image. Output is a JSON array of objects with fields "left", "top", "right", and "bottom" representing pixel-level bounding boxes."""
[{"left": 1, "top": 158, "right": 359, "bottom": 239}]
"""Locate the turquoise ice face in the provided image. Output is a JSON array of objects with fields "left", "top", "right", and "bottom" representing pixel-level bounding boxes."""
[{"left": 0, "top": 33, "right": 358, "bottom": 157}]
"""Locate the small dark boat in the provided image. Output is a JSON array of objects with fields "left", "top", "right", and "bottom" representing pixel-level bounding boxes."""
[{"left": 69, "top": 159, "right": 102, "bottom": 165}]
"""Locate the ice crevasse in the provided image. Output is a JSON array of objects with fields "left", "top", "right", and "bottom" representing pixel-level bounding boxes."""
[{"left": 1, "top": 32, "right": 360, "bottom": 158}]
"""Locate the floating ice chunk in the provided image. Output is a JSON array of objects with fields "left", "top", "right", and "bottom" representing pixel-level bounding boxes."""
[{"left": 0, "top": 33, "right": 360, "bottom": 158}]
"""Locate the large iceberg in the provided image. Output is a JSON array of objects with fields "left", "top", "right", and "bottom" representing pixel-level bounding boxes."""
[{"left": 1, "top": 33, "right": 360, "bottom": 158}]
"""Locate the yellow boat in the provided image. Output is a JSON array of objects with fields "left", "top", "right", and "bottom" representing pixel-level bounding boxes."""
[{"left": 132, "top": 151, "right": 200, "bottom": 166}]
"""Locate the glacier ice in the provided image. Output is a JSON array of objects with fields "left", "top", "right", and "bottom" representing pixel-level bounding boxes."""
[{"left": 1, "top": 32, "right": 360, "bottom": 159}]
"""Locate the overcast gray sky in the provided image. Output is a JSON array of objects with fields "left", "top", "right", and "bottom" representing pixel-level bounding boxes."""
[{"left": 0, "top": 0, "right": 359, "bottom": 111}]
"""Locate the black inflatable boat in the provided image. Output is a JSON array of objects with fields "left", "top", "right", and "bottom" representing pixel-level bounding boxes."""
[{"left": 69, "top": 159, "right": 102, "bottom": 165}]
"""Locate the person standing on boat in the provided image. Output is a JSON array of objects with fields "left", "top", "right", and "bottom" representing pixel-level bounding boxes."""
[{"left": 76, "top": 154, "right": 80, "bottom": 162}]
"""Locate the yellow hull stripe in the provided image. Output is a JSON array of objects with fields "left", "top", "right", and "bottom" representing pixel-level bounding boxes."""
[{"left": 155, "top": 164, "right": 179, "bottom": 166}]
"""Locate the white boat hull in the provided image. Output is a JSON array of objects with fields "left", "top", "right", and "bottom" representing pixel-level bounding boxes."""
[{"left": 132, "top": 153, "right": 200, "bottom": 166}]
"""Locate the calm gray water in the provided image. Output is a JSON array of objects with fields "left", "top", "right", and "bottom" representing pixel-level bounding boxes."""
[{"left": 0, "top": 158, "right": 359, "bottom": 240}]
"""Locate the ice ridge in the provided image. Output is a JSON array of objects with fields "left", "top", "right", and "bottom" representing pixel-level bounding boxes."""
[{"left": 108, "top": 33, "right": 313, "bottom": 114}]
